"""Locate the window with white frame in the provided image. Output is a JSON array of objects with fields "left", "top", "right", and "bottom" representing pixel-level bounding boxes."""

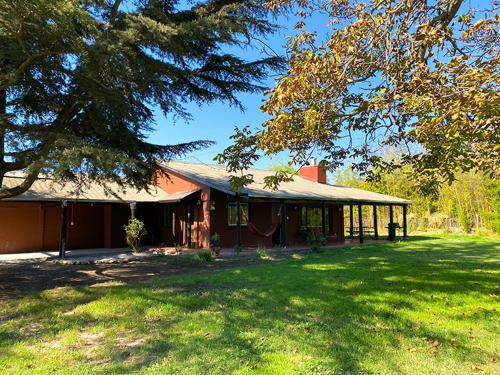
[{"left": 228, "top": 202, "right": 249, "bottom": 226}]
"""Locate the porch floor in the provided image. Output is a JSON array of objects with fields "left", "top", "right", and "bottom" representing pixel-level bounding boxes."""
[{"left": 0, "top": 238, "right": 390, "bottom": 264}]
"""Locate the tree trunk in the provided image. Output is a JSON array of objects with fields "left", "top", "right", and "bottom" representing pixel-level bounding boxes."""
[{"left": 0, "top": 88, "right": 5, "bottom": 188}]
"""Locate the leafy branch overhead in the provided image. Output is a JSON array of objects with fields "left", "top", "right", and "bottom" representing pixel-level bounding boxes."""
[
  {"left": 0, "top": 0, "right": 282, "bottom": 199},
  {"left": 219, "top": 0, "right": 499, "bottom": 190}
]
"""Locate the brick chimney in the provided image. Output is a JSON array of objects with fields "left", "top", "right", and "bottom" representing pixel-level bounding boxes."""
[{"left": 298, "top": 158, "right": 327, "bottom": 184}]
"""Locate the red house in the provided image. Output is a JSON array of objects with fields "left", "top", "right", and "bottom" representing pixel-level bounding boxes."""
[{"left": 0, "top": 161, "right": 410, "bottom": 254}]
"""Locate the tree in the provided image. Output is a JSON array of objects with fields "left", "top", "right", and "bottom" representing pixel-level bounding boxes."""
[
  {"left": 0, "top": 0, "right": 280, "bottom": 199},
  {"left": 270, "top": 163, "right": 298, "bottom": 174},
  {"left": 334, "top": 162, "right": 499, "bottom": 234},
  {"left": 218, "top": 0, "right": 499, "bottom": 190}
]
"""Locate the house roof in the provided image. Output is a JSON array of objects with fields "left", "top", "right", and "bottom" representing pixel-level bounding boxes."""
[
  {"left": 1, "top": 173, "right": 191, "bottom": 203},
  {"left": 160, "top": 161, "right": 411, "bottom": 205}
]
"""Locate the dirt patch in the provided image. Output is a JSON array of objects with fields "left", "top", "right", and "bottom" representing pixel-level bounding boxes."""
[
  {"left": 0, "top": 252, "right": 297, "bottom": 301},
  {"left": 115, "top": 334, "right": 147, "bottom": 349}
]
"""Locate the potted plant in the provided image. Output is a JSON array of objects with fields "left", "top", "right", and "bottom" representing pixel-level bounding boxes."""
[
  {"left": 306, "top": 230, "right": 327, "bottom": 252},
  {"left": 210, "top": 232, "right": 221, "bottom": 257}
]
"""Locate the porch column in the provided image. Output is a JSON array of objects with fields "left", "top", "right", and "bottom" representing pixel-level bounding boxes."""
[
  {"left": 104, "top": 204, "right": 112, "bottom": 248},
  {"left": 129, "top": 201, "right": 137, "bottom": 219},
  {"left": 280, "top": 200, "right": 287, "bottom": 247},
  {"left": 389, "top": 204, "right": 394, "bottom": 240},
  {"left": 236, "top": 194, "right": 241, "bottom": 249},
  {"left": 59, "top": 200, "right": 68, "bottom": 259},
  {"left": 373, "top": 205, "right": 379, "bottom": 239},
  {"left": 403, "top": 204, "right": 408, "bottom": 240},
  {"left": 358, "top": 203, "right": 363, "bottom": 243},
  {"left": 321, "top": 201, "right": 326, "bottom": 236},
  {"left": 349, "top": 204, "right": 354, "bottom": 239},
  {"left": 186, "top": 202, "right": 192, "bottom": 248}
]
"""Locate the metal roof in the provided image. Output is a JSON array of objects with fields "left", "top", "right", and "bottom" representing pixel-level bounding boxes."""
[
  {"left": 160, "top": 161, "right": 411, "bottom": 205},
  {"left": 1, "top": 173, "right": 188, "bottom": 203}
]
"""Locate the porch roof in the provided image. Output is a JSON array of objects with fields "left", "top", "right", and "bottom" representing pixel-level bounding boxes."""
[
  {"left": 160, "top": 161, "right": 410, "bottom": 205},
  {"left": 2, "top": 173, "right": 177, "bottom": 203}
]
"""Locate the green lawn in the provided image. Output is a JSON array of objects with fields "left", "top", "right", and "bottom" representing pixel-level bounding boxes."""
[{"left": 1, "top": 236, "right": 499, "bottom": 374}]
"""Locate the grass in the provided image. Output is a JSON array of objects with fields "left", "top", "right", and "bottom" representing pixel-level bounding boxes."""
[{"left": 0, "top": 235, "right": 499, "bottom": 374}]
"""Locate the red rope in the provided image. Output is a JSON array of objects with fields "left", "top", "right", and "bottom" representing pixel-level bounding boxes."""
[{"left": 247, "top": 222, "right": 279, "bottom": 237}]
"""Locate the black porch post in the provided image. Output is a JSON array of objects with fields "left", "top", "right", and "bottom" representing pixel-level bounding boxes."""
[
  {"left": 358, "top": 203, "right": 363, "bottom": 243},
  {"left": 389, "top": 204, "right": 394, "bottom": 240},
  {"left": 59, "top": 200, "right": 68, "bottom": 259},
  {"left": 373, "top": 205, "right": 379, "bottom": 239},
  {"left": 321, "top": 201, "right": 326, "bottom": 236},
  {"left": 236, "top": 194, "right": 241, "bottom": 249},
  {"left": 280, "top": 200, "right": 287, "bottom": 247},
  {"left": 403, "top": 204, "right": 408, "bottom": 240},
  {"left": 186, "top": 202, "right": 192, "bottom": 248},
  {"left": 349, "top": 204, "right": 354, "bottom": 239}
]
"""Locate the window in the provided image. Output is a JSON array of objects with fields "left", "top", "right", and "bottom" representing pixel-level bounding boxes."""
[
  {"left": 228, "top": 202, "right": 249, "bottom": 226},
  {"left": 301, "top": 206, "right": 328, "bottom": 228}
]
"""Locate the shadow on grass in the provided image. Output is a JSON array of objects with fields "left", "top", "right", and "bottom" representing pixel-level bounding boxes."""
[{"left": 0, "top": 237, "right": 498, "bottom": 373}]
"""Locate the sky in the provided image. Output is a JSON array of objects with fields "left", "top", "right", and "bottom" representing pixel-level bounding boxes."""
[{"left": 146, "top": 8, "right": 330, "bottom": 170}]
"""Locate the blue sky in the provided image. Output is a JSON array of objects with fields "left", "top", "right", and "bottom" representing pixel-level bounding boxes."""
[{"left": 147, "top": 9, "right": 329, "bottom": 169}]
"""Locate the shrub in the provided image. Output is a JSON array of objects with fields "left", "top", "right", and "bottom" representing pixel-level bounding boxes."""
[
  {"left": 457, "top": 206, "right": 472, "bottom": 233},
  {"left": 306, "top": 231, "right": 327, "bottom": 252},
  {"left": 210, "top": 233, "right": 221, "bottom": 257},
  {"left": 124, "top": 218, "right": 147, "bottom": 252},
  {"left": 256, "top": 244, "right": 269, "bottom": 259},
  {"left": 195, "top": 250, "right": 214, "bottom": 262}
]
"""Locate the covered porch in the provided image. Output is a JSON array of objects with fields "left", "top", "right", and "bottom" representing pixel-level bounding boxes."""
[{"left": 221, "top": 193, "right": 410, "bottom": 249}]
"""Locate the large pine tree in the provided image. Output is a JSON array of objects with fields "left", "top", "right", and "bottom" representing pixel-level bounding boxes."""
[{"left": 0, "top": 0, "right": 279, "bottom": 199}]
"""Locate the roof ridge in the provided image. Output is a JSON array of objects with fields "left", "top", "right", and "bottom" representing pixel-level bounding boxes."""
[{"left": 165, "top": 159, "right": 284, "bottom": 173}]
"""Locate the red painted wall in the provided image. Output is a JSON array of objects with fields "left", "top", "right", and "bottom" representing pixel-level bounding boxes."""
[
  {"left": 154, "top": 169, "right": 203, "bottom": 194},
  {"left": 285, "top": 203, "right": 303, "bottom": 245},
  {"left": 155, "top": 168, "right": 211, "bottom": 248},
  {"left": 67, "top": 203, "right": 105, "bottom": 249},
  {"left": 43, "top": 204, "right": 62, "bottom": 250},
  {"left": 209, "top": 189, "right": 275, "bottom": 248},
  {"left": 0, "top": 201, "right": 133, "bottom": 253},
  {"left": 109, "top": 203, "right": 130, "bottom": 248},
  {"left": 330, "top": 204, "right": 345, "bottom": 241},
  {"left": 0, "top": 202, "right": 61, "bottom": 253}
]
